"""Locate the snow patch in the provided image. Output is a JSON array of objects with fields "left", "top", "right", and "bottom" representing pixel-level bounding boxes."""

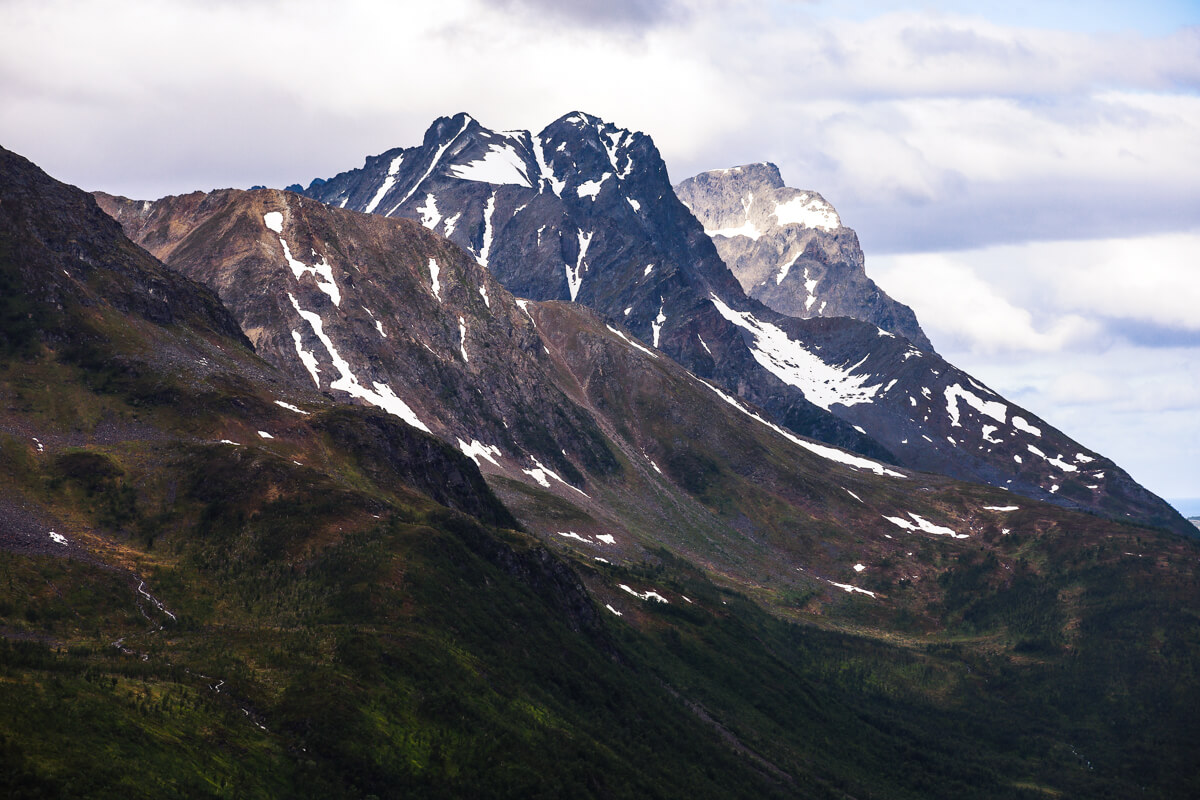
[
  {"left": 478, "top": 283, "right": 490, "bottom": 308},
  {"left": 596, "top": 534, "right": 616, "bottom": 545},
  {"left": 576, "top": 173, "right": 610, "bottom": 200},
  {"left": 263, "top": 211, "right": 283, "bottom": 233},
  {"left": 606, "top": 604, "right": 623, "bottom": 616},
  {"left": 601, "top": 129, "right": 633, "bottom": 178},
  {"left": 49, "top": 531, "right": 67, "bottom": 546},
  {"left": 709, "top": 294, "right": 882, "bottom": 411},
  {"left": 275, "top": 400, "right": 308, "bottom": 415},
  {"left": 982, "top": 425, "right": 1002, "bottom": 444},
  {"left": 883, "top": 513, "right": 967, "bottom": 538},
  {"left": 428, "top": 258, "right": 442, "bottom": 301},
  {"left": 944, "top": 384, "right": 1007, "bottom": 427},
  {"left": 627, "top": 197, "right": 641, "bottom": 212},
  {"left": 567, "top": 230, "right": 592, "bottom": 301},
  {"left": 606, "top": 324, "right": 658, "bottom": 359},
  {"left": 522, "top": 456, "right": 588, "bottom": 496},
  {"left": 458, "top": 317, "right": 469, "bottom": 362},
  {"left": 447, "top": 143, "right": 532, "bottom": 187},
  {"left": 364, "top": 153, "right": 405, "bottom": 214},
  {"left": 773, "top": 192, "right": 841, "bottom": 230},
  {"left": 983, "top": 505, "right": 1019, "bottom": 512},
  {"left": 828, "top": 581, "right": 874, "bottom": 597},
  {"left": 288, "top": 293, "right": 430, "bottom": 432},
  {"left": 257, "top": 430, "right": 274, "bottom": 439},
  {"left": 360, "top": 306, "right": 387, "bottom": 339},
  {"left": 416, "top": 193, "right": 442, "bottom": 229},
  {"left": 278, "top": 235, "right": 340, "bottom": 307},
  {"left": 531, "top": 134, "right": 565, "bottom": 196},
  {"left": 844, "top": 488, "right": 863, "bottom": 503},
  {"left": 516, "top": 298, "right": 537, "bottom": 327},
  {"left": 291, "top": 330, "right": 321, "bottom": 387},
  {"left": 705, "top": 219, "right": 762, "bottom": 240},
  {"left": 619, "top": 584, "right": 669, "bottom": 604},
  {"left": 1012, "top": 416, "right": 1042, "bottom": 436},
  {"left": 775, "top": 252, "right": 801, "bottom": 285},
  {"left": 475, "top": 192, "right": 498, "bottom": 267},
  {"left": 697, "top": 334, "right": 712, "bottom": 355},
  {"left": 651, "top": 301, "right": 666, "bottom": 348},
  {"left": 804, "top": 267, "right": 818, "bottom": 312},
  {"left": 853, "top": 563, "right": 866, "bottom": 573},
  {"left": 704, "top": 382, "right": 905, "bottom": 478}
]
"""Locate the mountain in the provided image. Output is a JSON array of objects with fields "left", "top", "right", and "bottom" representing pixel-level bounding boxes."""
[
  {"left": 7, "top": 147, "right": 1200, "bottom": 798},
  {"left": 94, "top": 187, "right": 619, "bottom": 496},
  {"left": 92, "top": 185, "right": 981, "bottom": 602},
  {"left": 299, "top": 111, "right": 889, "bottom": 461},
  {"left": 293, "top": 111, "right": 1189, "bottom": 537},
  {"left": 674, "top": 162, "right": 932, "bottom": 351}
]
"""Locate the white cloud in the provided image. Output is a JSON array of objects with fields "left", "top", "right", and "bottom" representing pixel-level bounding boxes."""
[
  {"left": 874, "top": 234, "right": 1200, "bottom": 343},
  {"left": 870, "top": 251, "right": 1102, "bottom": 354}
]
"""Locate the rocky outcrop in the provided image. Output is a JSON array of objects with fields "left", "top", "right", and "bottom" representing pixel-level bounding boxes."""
[{"left": 675, "top": 163, "right": 933, "bottom": 352}]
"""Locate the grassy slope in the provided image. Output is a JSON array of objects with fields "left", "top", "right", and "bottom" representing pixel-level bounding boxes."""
[{"left": 2, "top": 328, "right": 1200, "bottom": 798}]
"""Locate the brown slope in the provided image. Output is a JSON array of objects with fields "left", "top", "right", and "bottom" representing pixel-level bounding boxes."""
[{"left": 97, "top": 187, "right": 621, "bottom": 494}]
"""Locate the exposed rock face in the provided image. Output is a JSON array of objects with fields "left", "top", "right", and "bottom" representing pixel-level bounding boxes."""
[
  {"left": 675, "top": 163, "right": 933, "bottom": 352},
  {"left": 284, "top": 112, "right": 1189, "bottom": 535},
  {"left": 299, "top": 111, "right": 890, "bottom": 461}
]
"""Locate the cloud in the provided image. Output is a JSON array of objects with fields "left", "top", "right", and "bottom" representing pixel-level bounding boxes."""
[
  {"left": 743, "top": 91, "right": 1200, "bottom": 253},
  {"left": 3, "top": 0, "right": 1197, "bottom": 251},
  {"left": 873, "top": 233, "right": 1200, "bottom": 354},
  {"left": 870, "top": 251, "right": 1104, "bottom": 355},
  {"left": 490, "top": 0, "right": 694, "bottom": 31}
]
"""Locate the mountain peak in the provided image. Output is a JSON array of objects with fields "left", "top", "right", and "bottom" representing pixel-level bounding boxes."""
[
  {"left": 700, "top": 162, "right": 786, "bottom": 190},
  {"left": 677, "top": 163, "right": 934, "bottom": 347}
]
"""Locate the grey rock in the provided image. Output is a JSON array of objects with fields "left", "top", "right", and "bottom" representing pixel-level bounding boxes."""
[{"left": 675, "top": 163, "right": 933, "bottom": 352}]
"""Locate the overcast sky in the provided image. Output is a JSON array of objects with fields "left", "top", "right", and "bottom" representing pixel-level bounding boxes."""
[{"left": 2, "top": 0, "right": 1197, "bottom": 509}]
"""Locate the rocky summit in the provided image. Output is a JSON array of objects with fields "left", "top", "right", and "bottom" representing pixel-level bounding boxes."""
[
  {"left": 675, "top": 162, "right": 933, "bottom": 352},
  {"left": 295, "top": 111, "right": 1188, "bottom": 536}
]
